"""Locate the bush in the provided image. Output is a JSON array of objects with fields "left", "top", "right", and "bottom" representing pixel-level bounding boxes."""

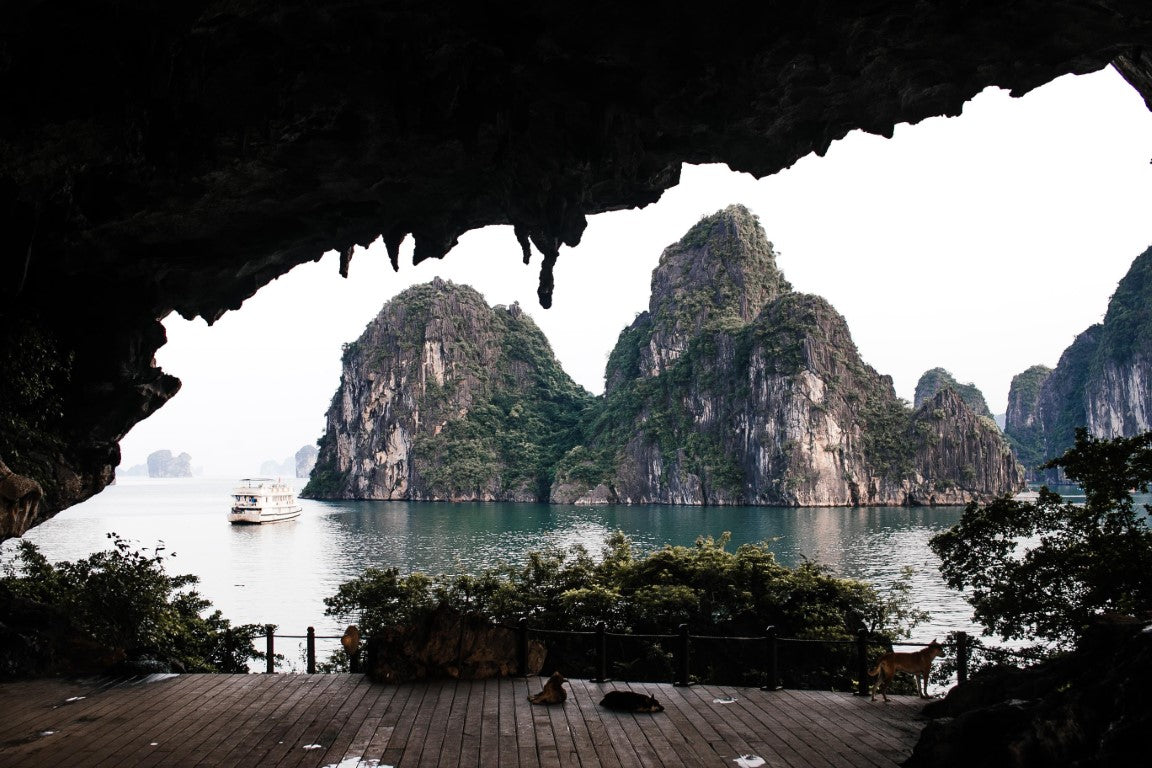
[
  {"left": 323, "top": 531, "right": 924, "bottom": 687},
  {"left": 0, "top": 534, "right": 266, "bottom": 676},
  {"left": 931, "top": 428, "right": 1152, "bottom": 649}
]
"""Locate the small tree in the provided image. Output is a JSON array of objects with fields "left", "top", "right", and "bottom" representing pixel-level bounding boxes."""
[
  {"left": 1, "top": 534, "right": 266, "bottom": 674},
  {"left": 930, "top": 428, "right": 1152, "bottom": 648}
]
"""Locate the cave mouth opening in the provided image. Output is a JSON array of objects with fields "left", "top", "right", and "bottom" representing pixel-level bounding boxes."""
[{"left": 112, "top": 69, "right": 1151, "bottom": 487}]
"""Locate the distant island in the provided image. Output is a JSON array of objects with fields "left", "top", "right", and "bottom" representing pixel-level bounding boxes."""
[
  {"left": 146, "top": 449, "right": 193, "bottom": 478},
  {"left": 260, "top": 444, "right": 319, "bottom": 478},
  {"left": 304, "top": 205, "right": 1024, "bottom": 505}
]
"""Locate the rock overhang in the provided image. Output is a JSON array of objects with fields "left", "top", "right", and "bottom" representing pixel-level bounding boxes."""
[{"left": 2, "top": 0, "right": 1152, "bottom": 534}]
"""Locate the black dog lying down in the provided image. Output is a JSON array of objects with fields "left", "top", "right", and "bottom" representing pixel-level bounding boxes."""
[{"left": 599, "top": 689, "right": 664, "bottom": 713}]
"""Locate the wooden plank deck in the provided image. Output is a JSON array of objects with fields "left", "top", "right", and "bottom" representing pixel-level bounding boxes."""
[{"left": 0, "top": 675, "right": 927, "bottom": 767}]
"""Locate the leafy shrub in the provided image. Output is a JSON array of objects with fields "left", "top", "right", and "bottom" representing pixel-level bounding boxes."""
[
  {"left": 324, "top": 532, "right": 924, "bottom": 687},
  {"left": 932, "top": 428, "right": 1152, "bottom": 649},
  {"left": 0, "top": 534, "right": 266, "bottom": 676}
]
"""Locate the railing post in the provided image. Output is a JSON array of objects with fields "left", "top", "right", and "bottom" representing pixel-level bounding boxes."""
[
  {"left": 761, "top": 626, "right": 779, "bottom": 691},
  {"left": 595, "top": 622, "right": 608, "bottom": 683},
  {"left": 855, "top": 629, "right": 868, "bottom": 697},
  {"left": 675, "top": 623, "right": 690, "bottom": 687},
  {"left": 517, "top": 617, "right": 529, "bottom": 677},
  {"left": 306, "top": 626, "right": 316, "bottom": 674},
  {"left": 265, "top": 624, "right": 275, "bottom": 674},
  {"left": 956, "top": 632, "right": 968, "bottom": 685}
]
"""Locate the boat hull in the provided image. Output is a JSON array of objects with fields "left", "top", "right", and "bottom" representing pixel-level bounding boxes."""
[{"left": 227, "top": 506, "right": 302, "bottom": 524}]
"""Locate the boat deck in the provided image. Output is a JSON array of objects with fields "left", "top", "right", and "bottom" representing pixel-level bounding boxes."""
[{"left": 0, "top": 674, "right": 928, "bottom": 767}]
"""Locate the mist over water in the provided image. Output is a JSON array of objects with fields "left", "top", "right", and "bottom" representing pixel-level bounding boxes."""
[{"left": 3, "top": 477, "right": 981, "bottom": 662}]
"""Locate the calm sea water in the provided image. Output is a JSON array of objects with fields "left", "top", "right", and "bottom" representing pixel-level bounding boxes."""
[{"left": 2, "top": 477, "right": 983, "bottom": 663}]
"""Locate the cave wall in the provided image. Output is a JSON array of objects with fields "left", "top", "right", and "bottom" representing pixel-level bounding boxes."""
[{"left": 2, "top": 0, "right": 1152, "bottom": 536}]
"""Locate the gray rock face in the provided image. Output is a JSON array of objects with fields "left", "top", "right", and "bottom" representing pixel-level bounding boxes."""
[
  {"left": 1006, "top": 246, "right": 1152, "bottom": 477},
  {"left": 303, "top": 278, "right": 591, "bottom": 501},
  {"left": 552, "top": 206, "right": 1024, "bottom": 506},
  {"left": 1004, "top": 364, "right": 1054, "bottom": 479},
  {"left": 914, "top": 368, "right": 995, "bottom": 421},
  {"left": 146, "top": 450, "right": 192, "bottom": 478},
  {"left": 295, "top": 445, "right": 318, "bottom": 478}
]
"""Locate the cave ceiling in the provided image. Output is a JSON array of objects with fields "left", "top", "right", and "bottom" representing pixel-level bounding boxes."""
[{"left": 2, "top": 0, "right": 1152, "bottom": 537}]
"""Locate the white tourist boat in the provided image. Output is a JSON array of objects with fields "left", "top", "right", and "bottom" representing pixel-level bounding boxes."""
[{"left": 228, "top": 478, "right": 302, "bottom": 524}]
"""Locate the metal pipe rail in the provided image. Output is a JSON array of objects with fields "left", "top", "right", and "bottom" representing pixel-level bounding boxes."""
[{"left": 257, "top": 620, "right": 972, "bottom": 691}]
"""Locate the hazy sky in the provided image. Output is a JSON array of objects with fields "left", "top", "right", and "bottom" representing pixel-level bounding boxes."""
[{"left": 120, "top": 68, "right": 1152, "bottom": 478}]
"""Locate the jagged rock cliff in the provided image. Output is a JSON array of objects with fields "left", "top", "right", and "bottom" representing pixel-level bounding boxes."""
[
  {"left": 1004, "top": 365, "right": 1054, "bottom": 479},
  {"left": 295, "top": 445, "right": 318, "bottom": 479},
  {"left": 4, "top": 2, "right": 1152, "bottom": 538},
  {"left": 1006, "top": 246, "right": 1152, "bottom": 476},
  {"left": 914, "top": 368, "right": 995, "bottom": 421},
  {"left": 552, "top": 206, "right": 1024, "bottom": 506},
  {"left": 303, "top": 279, "right": 591, "bottom": 501}
]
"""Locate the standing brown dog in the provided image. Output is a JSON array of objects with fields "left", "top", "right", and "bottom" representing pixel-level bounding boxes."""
[
  {"left": 528, "top": 671, "right": 568, "bottom": 705},
  {"left": 869, "top": 639, "right": 943, "bottom": 701}
]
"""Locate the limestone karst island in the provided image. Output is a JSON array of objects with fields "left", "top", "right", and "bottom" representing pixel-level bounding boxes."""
[{"left": 303, "top": 206, "right": 1025, "bottom": 505}]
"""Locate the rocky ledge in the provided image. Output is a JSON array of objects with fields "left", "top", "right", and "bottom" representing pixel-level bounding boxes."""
[{"left": 907, "top": 620, "right": 1152, "bottom": 768}]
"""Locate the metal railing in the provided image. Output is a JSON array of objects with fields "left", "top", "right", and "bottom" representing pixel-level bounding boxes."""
[
  {"left": 259, "top": 619, "right": 981, "bottom": 694},
  {"left": 510, "top": 620, "right": 972, "bottom": 695},
  {"left": 260, "top": 625, "right": 361, "bottom": 674}
]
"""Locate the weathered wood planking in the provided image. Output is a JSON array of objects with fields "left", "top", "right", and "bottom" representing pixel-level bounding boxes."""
[{"left": 0, "top": 675, "right": 927, "bottom": 767}]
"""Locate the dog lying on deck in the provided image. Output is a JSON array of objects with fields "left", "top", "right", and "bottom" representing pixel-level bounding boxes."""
[
  {"left": 599, "top": 690, "right": 664, "bottom": 713},
  {"left": 528, "top": 671, "right": 568, "bottom": 705},
  {"left": 869, "top": 639, "right": 943, "bottom": 701}
]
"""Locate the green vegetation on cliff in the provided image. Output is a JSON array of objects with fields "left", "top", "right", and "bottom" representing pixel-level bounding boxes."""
[
  {"left": 310, "top": 207, "right": 1020, "bottom": 505},
  {"left": 1005, "top": 247, "right": 1152, "bottom": 474},
  {"left": 301, "top": 425, "right": 346, "bottom": 497},
  {"left": 412, "top": 305, "right": 592, "bottom": 499},
  {"left": 555, "top": 206, "right": 1017, "bottom": 503},
  {"left": 304, "top": 280, "right": 593, "bottom": 501},
  {"left": 651, "top": 205, "right": 791, "bottom": 335},
  {"left": 914, "top": 367, "right": 993, "bottom": 420},
  {"left": 1003, "top": 364, "right": 1053, "bottom": 473},
  {"left": 556, "top": 322, "right": 746, "bottom": 499},
  {"left": 1098, "top": 246, "right": 1152, "bottom": 363}
]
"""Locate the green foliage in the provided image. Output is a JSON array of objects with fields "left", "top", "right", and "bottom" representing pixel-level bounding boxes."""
[
  {"left": 931, "top": 429, "right": 1152, "bottom": 647},
  {"left": 860, "top": 397, "right": 915, "bottom": 478},
  {"left": 1003, "top": 365, "right": 1053, "bottom": 473},
  {"left": 415, "top": 426, "right": 500, "bottom": 495},
  {"left": 325, "top": 531, "right": 921, "bottom": 686},
  {"left": 603, "top": 313, "right": 652, "bottom": 389},
  {"left": 1047, "top": 329, "right": 1098, "bottom": 462},
  {"left": 323, "top": 567, "right": 437, "bottom": 634},
  {"left": 0, "top": 317, "right": 73, "bottom": 495},
  {"left": 744, "top": 295, "right": 820, "bottom": 376},
  {"left": 300, "top": 428, "right": 348, "bottom": 498},
  {"left": 914, "top": 368, "right": 993, "bottom": 419},
  {"left": 1098, "top": 246, "right": 1152, "bottom": 363},
  {"left": 678, "top": 212, "right": 720, "bottom": 248},
  {"left": 412, "top": 308, "right": 593, "bottom": 499},
  {"left": 0, "top": 535, "right": 265, "bottom": 674}
]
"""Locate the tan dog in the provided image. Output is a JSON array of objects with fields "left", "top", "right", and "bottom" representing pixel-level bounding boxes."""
[
  {"left": 869, "top": 639, "right": 943, "bottom": 701},
  {"left": 528, "top": 671, "right": 568, "bottom": 705}
]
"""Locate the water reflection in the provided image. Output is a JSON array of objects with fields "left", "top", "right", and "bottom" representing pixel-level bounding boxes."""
[{"left": 4, "top": 477, "right": 974, "bottom": 641}]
